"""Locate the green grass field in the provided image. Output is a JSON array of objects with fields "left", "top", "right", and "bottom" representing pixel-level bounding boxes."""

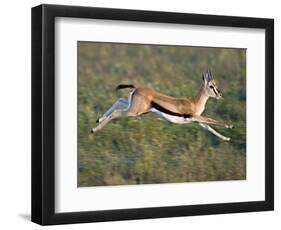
[{"left": 78, "top": 42, "right": 246, "bottom": 186}]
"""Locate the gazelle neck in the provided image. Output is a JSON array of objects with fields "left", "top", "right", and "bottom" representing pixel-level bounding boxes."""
[{"left": 193, "top": 85, "right": 209, "bottom": 115}]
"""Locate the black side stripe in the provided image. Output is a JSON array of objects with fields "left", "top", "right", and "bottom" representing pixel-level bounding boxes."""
[{"left": 151, "top": 101, "right": 191, "bottom": 118}]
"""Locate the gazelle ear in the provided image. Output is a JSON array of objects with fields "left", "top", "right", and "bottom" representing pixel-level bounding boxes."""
[
  {"left": 202, "top": 72, "right": 208, "bottom": 84},
  {"left": 202, "top": 73, "right": 206, "bottom": 82},
  {"left": 207, "top": 69, "right": 213, "bottom": 81}
]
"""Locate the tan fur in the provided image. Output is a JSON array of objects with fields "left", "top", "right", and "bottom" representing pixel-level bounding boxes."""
[{"left": 128, "top": 88, "right": 194, "bottom": 115}]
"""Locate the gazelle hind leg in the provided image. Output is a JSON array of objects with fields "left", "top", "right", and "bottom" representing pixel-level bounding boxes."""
[
  {"left": 96, "top": 98, "right": 128, "bottom": 123},
  {"left": 198, "top": 123, "right": 231, "bottom": 141},
  {"left": 92, "top": 90, "right": 136, "bottom": 133},
  {"left": 91, "top": 110, "right": 130, "bottom": 133},
  {"left": 96, "top": 89, "right": 135, "bottom": 123}
]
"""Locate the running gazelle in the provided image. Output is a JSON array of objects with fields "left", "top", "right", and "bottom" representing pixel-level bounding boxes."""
[{"left": 91, "top": 70, "right": 233, "bottom": 141}]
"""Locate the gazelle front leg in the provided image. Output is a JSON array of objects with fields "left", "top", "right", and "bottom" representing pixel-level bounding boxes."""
[
  {"left": 198, "top": 123, "right": 231, "bottom": 141},
  {"left": 192, "top": 114, "right": 233, "bottom": 129},
  {"left": 96, "top": 98, "right": 128, "bottom": 123}
]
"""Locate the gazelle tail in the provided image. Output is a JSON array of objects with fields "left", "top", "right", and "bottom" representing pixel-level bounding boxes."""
[{"left": 115, "top": 84, "right": 135, "bottom": 91}]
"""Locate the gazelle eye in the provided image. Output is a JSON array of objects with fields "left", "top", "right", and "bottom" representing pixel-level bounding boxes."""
[{"left": 209, "top": 85, "right": 214, "bottom": 89}]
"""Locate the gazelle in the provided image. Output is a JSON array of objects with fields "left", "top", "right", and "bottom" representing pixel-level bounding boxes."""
[{"left": 91, "top": 70, "right": 232, "bottom": 141}]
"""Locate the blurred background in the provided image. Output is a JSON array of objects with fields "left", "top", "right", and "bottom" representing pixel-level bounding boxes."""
[{"left": 78, "top": 42, "right": 246, "bottom": 187}]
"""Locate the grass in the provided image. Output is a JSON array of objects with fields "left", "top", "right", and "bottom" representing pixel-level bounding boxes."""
[{"left": 78, "top": 42, "right": 246, "bottom": 187}]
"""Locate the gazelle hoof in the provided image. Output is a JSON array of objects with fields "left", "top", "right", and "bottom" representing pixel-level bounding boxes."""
[
  {"left": 96, "top": 116, "right": 106, "bottom": 123},
  {"left": 90, "top": 128, "right": 96, "bottom": 134},
  {"left": 223, "top": 137, "right": 231, "bottom": 141}
]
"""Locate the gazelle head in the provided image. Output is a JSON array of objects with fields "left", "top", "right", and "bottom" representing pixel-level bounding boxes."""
[{"left": 202, "top": 69, "right": 222, "bottom": 99}]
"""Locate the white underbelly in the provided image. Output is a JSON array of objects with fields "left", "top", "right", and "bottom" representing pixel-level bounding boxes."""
[{"left": 150, "top": 108, "right": 192, "bottom": 124}]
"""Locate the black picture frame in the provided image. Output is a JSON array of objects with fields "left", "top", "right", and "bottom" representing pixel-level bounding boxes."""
[{"left": 31, "top": 4, "right": 274, "bottom": 225}]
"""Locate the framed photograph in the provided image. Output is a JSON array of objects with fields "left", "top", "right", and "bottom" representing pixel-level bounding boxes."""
[{"left": 31, "top": 4, "right": 274, "bottom": 225}]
